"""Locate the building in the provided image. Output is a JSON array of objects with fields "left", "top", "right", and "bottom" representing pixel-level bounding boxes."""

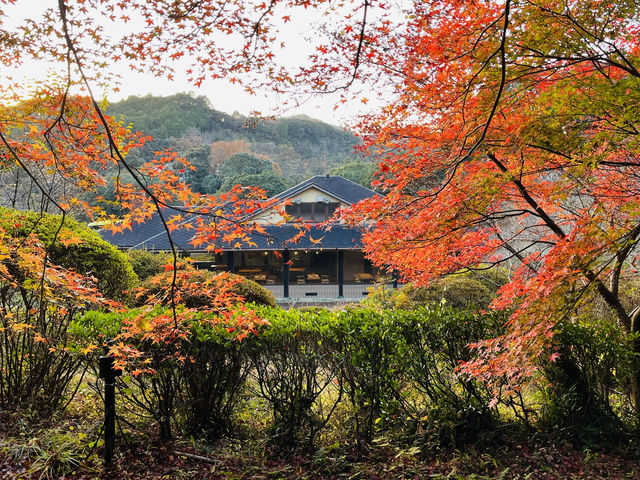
[{"left": 101, "top": 174, "right": 395, "bottom": 301}]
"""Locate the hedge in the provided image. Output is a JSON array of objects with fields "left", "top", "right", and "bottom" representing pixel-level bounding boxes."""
[{"left": 76, "top": 304, "right": 505, "bottom": 447}]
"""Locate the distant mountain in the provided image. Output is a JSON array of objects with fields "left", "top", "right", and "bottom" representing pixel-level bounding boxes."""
[{"left": 106, "top": 93, "right": 369, "bottom": 187}]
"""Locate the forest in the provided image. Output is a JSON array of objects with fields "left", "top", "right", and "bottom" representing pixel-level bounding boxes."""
[
  {"left": 106, "top": 94, "right": 376, "bottom": 194},
  {"left": 0, "top": 93, "right": 376, "bottom": 213}
]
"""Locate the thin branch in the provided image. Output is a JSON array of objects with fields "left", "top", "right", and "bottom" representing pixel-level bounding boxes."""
[{"left": 57, "top": 0, "right": 179, "bottom": 322}]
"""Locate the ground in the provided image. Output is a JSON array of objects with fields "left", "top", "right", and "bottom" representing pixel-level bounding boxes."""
[
  {"left": 99, "top": 440, "right": 640, "bottom": 480},
  {"left": 2, "top": 419, "right": 640, "bottom": 479},
  {"left": 2, "top": 379, "right": 639, "bottom": 479}
]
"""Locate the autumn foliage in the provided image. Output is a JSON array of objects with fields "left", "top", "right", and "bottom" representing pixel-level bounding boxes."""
[
  {"left": 0, "top": 219, "right": 114, "bottom": 410},
  {"left": 0, "top": 0, "right": 299, "bottom": 383},
  {"left": 334, "top": 1, "right": 640, "bottom": 393}
]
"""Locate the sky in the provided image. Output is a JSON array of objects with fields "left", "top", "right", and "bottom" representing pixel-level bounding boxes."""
[{"left": 2, "top": 1, "right": 384, "bottom": 127}]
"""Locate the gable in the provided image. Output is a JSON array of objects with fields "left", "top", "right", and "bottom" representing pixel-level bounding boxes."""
[
  {"left": 248, "top": 175, "right": 378, "bottom": 223},
  {"left": 251, "top": 186, "right": 345, "bottom": 223}
]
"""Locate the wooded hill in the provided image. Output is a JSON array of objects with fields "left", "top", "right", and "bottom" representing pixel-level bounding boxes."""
[{"left": 106, "top": 93, "right": 376, "bottom": 195}]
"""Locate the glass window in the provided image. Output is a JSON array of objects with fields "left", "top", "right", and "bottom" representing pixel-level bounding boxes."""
[{"left": 285, "top": 202, "right": 341, "bottom": 222}]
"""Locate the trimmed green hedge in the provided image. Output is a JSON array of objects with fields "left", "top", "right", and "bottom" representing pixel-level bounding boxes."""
[
  {"left": 540, "top": 318, "right": 637, "bottom": 445},
  {"left": 76, "top": 304, "right": 505, "bottom": 447},
  {"left": 252, "top": 306, "right": 507, "bottom": 448},
  {"left": 250, "top": 307, "right": 341, "bottom": 450},
  {"left": 73, "top": 300, "right": 634, "bottom": 451}
]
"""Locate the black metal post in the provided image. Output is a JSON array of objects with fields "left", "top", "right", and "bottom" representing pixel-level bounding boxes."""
[
  {"left": 99, "top": 341, "right": 121, "bottom": 467},
  {"left": 104, "top": 376, "right": 115, "bottom": 465},
  {"left": 337, "top": 250, "right": 344, "bottom": 298},
  {"left": 283, "top": 249, "right": 290, "bottom": 298}
]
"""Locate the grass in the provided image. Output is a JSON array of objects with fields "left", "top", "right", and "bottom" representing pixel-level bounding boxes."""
[{"left": 0, "top": 381, "right": 103, "bottom": 479}]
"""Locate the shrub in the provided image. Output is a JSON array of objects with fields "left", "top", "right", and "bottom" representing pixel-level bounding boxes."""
[
  {"left": 397, "top": 307, "right": 506, "bottom": 447},
  {"left": 124, "top": 249, "right": 173, "bottom": 282},
  {"left": 366, "top": 273, "right": 497, "bottom": 312},
  {"left": 72, "top": 308, "right": 181, "bottom": 439},
  {"left": 70, "top": 310, "right": 123, "bottom": 343},
  {"left": 331, "top": 308, "right": 406, "bottom": 445},
  {"left": 539, "top": 318, "right": 635, "bottom": 446},
  {"left": 0, "top": 207, "right": 137, "bottom": 300},
  {"left": 0, "top": 306, "right": 86, "bottom": 412},
  {"left": 251, "top": 306, "right": 508, "bottom": 448},
  {"left": 233, "top": 275, "right": 277, "bottom": 307},
  {"left": 250, "top": 307, "right": 342, "bottom": 452},
  {"left": 399, "top": 276, "right": 494, "bottom": 311},
  {"left": 0, "top": 221, "right": 113, "bottom": 413},
  {"left": 180, "top": 314, "right": 254, "bottom": 439},
  {"left": 133, "top": 267, "right": 276, "bottom": 308},
  {"left": 125, "top": 266, "right": 267, "bottom": 440},
  {"left": 76, "top": 299, "right": 261, "bottom": 441}
]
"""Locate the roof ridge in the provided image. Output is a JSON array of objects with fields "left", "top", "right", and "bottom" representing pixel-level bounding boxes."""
[{"left": 270, "top": 174, "right": 376, "bottom": 204}]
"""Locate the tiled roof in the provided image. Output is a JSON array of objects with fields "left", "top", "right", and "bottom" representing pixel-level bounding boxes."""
[
  {"left": 99, "top": 175, "right": 375, "bottom": 252},
  {"left": 271, "top": 174, "right": 378, "bottom": 205},
  {"left": 100, "top": 209, "right": 365, "bottom": 252},
  {"left": 99, "top": 208, "right": 193, "bottom": 251}
]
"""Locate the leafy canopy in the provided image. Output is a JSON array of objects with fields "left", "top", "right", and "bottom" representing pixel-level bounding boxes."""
[{"left": 339, "top": 0, "right": 640, "bottom": 387}]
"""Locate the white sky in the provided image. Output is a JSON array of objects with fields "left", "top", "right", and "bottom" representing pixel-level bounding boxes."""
[{"left": 2, "top": 1, "right": 384, "bottom": 127}]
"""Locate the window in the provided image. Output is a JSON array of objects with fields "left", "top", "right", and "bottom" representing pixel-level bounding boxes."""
[{"left": 285, "top": 202, "right": 340, "bottom": 222}]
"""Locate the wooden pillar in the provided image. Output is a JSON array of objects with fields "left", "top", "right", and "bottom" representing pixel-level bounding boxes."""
[
  {"left": 226, "top": 251, "right": 234, "bottom": 273},
  {"left": 337, "top": 250, "right": 344, "bottom": 298},
  {"left": 283, "top": 249, "right": 290, "bottom": 298}
]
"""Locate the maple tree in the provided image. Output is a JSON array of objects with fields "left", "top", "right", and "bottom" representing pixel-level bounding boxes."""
[
  {"left": 0, "top": 0, "right": 309, "bottom": 375},
  {"left": 0, "top": 222, "right": 116, "bottom": 409},
  {"left": 0, "top": 0, "right": 379, "bottom": 270},
  {"left": 1, "top": 0, "right": 367, "bottom": 277},
  {"left": 334, "top": 0, "right": 640, "bottom": 404}
]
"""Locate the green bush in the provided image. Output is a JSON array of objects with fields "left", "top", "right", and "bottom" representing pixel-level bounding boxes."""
[
  {"left": 74, "top": 307, "right": 180, "bottom": 440},
  {"left": 71, "top": 309, "right": 123, "bottom": 342},
  {"left": 399, "top": 277, "right": 494, "bottom": 311},
  {"left": 368, "top": 270, "right": 508, "bottom": 312},
  {"left": 540, "top": 318, "right": 635, "bottom": 446},
  {"left": 0, "top": 208, "right": 135, "bottom": 413},
  {"left": 330, "top": 308, "right": 405, "bottom": 445},
  {"left": 181, "top": 315, "right": 254, "bottom": 439},
  {"left": 248, "top": 306, "right": 508, "bottom": 448},
  {"left": 397, "top": 307, "right": 506, "bottom": 447},
  {"left": 0, "top": 207, "right": 137, "bottom": 300},
  {"left": 124, "top": 249, "right": 173, "bottom": 282},
  {"left": 250, "top": 307, "right": 341, "bottom": 451},
  {"left": 75, "top": 301, "right": 640, "bottom": 452},
  {"left": 233, "top": 275, "right": 277, "bottom": 307},
  {"left": 0, "top": 307, "right": 86, "bottom": 413},
  {"left": 74, "top": 306, "right": 257, "bottom": 441}
]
